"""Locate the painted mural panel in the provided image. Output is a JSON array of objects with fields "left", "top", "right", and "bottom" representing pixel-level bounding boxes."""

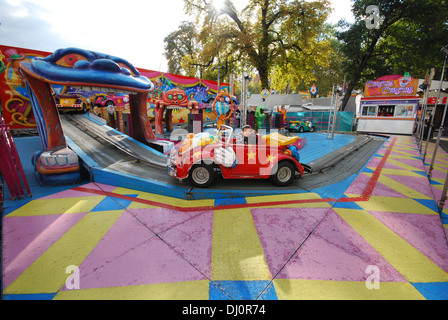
[
  {"left": 140, "top": 69, "right": 231, "bottom": 124},
  {"left": 0, "top": 45, "right": 231, "bottom": 129},
  {"left": 0, "top": 45, "right": 52, "bottom": 129}
]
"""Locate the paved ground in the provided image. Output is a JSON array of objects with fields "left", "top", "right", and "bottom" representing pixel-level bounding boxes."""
[{"left": 2, "top": 134, "right": 448, "bottom": 300}]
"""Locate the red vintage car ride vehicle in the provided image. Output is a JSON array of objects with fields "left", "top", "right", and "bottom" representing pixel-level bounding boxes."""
[{"left": 167, "top": 125, "right": 305, "bottom": 187}]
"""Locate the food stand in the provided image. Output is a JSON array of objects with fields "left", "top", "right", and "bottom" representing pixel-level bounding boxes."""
[{"left": 357, "top": 74, "right": 419, "bottom": 135}]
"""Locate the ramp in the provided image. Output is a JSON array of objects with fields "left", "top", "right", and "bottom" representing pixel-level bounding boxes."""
[{"left": 61, "top": 113, "right": 386, "bottom": 200}]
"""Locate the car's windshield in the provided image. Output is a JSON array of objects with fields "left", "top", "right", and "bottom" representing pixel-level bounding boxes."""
[{"left": 217, "top": 125, "right": 233, "bottom": 144}]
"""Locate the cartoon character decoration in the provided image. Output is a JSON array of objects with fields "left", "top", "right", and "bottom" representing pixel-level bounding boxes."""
[
  {"left": 153, "top": 88, "right": 199, "bottom": 134},
  {"left": 212, "top": 92, "right": 234, "bottom": 129},
  {"left": 18, "top": 47, "right": 154, "bottom": 185},
  {"left": 399, "top": 72, "right": 412, "bottom": 87},
  {"left": 255, "top": 105, "right": 270, "bottom": 131},
  {"left": 309, "top": 84, "right": 318, "bottom": 97},
  {"left": 278, "top": 105, "right": 287, "bottom": 128}
]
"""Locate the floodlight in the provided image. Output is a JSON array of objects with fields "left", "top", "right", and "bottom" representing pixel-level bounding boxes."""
[{"left": 441, "top": 45, "right": 448, "bottom": 55}]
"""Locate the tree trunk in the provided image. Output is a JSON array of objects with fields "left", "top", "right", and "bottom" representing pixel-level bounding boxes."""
[
  {"left": 340, "top": 77, "right": 358, "bottom": 111},
  {"left": 258, "top": 0, "right": 270, "bottom": 90},
  {"left": 340, "top": 40, "right": 381, "bottom": 110},
  {"left": 258, "top": 64, "right": 270, "bottom": 90}
]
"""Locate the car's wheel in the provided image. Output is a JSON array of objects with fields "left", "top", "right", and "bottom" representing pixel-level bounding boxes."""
[
  {"left": 81, "top": 103, "right": 87, "bottom": 113},
  {"left": 189, "top": 163, "right": 215, "bottom": 187},
  {"left": 310, "top": 126, "right": 315, "bottom": 132},
  {"left": 299, "top": 126, "right": 304, "bottom": 133},
  {"left": 270, "top": 161, "right": 295, "bottom": 187}
]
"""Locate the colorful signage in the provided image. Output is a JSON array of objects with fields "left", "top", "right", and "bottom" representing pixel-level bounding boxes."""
[
  {"left": 364, "top": 74, "right": 418, "bottom": 97},
  {"left": 309, "top": 84, "right": 318, "bottom": 97},
  {"left": 261, "top": 88, "right": 270, "bottom": 99},
  {"left": 428, "top": 96, "right": 448, "bottom": 105}
]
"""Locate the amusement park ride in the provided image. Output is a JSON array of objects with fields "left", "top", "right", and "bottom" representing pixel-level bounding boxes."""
[
  {"left": 168, "top": 123, "right": 304, "bottom": 187},
  {"left": 0, "top": 45, "right": 309, "bottom": 189}
]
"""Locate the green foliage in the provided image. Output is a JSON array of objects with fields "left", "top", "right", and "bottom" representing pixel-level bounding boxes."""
[
  {"left": 164, "top": 21, "right": 199, "bottom": 76},
  {"left": 178, "top": 0, "right": 333, "bottom": 91},
  {"left": 336, "top": 0, "right": 448, "bottom": 109}
]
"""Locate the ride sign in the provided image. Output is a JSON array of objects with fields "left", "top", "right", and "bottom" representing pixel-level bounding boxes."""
[{"left": 364, "top": 74, "right": 418, "bottom": 97}]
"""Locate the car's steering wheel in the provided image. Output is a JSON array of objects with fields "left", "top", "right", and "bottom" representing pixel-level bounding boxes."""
[{"left": 217, "top": 124, "right": 233, "bottom": 144}]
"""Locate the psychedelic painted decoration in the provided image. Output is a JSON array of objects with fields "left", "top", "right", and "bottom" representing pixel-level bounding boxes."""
[
  {"left": 18, "top": 47, "right": 155, "bottom": 186},
  {"left": 0, "top": 50, "right": 6, "bottom": 73},
  {"left": 141, "top": 69, "right": 231, "bottom": 106},
  {"left": 309, "top": 84, "right": 318, "bottom": 97},
  {"left": 153, "top": 88, "right": 199, "bottom": 134},
  {"left": 0, "top": 45, "right": 52, "bottom": 129},
  {"left": 0, "top": 45, "right": 231, "bottom": 130},
  {"left": 364, "top": 74, "right": 418, "bottom": 97}
]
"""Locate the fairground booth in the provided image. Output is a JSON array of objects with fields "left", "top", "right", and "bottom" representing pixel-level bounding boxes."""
[{"left": 358, "top": 74, "right": 419, "bottom": 135}]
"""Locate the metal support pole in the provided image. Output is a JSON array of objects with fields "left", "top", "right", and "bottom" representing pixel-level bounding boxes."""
[
  {"left": 217, "top": 67, "right": 221, "bottom": 94},
  {"left": 416, "top": 69, "right": 428, "bottom": 146},
  {"left": 327, "top": 85, "right": 341, "bottom": 140},
  {"left": 417, "top": 86, "right": 429, "bottom": 150},
  {"left": 327, "top": 85, "right": 336, "bottom": 139},
  {"left": 429, "top": 95, "right": 448, "bottom": 177},
  {"left": 438, "top": 166, "right": 448, "bottom": 210},
  {"left": 417, "top": 69, "right": 434, "bottom": 149},
  {"left": 240, "top": 73, "right": 247, "bottom": 128},
  {"left": 331, "top": 94, "right": 340, "bottom": 140},
  {"left": 424, "top": 56, "right": 447, "bottom": 163}
]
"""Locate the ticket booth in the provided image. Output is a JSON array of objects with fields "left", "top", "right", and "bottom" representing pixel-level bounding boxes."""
[{"left": 357, "top": 74, "right": 419, "bottom": 135}]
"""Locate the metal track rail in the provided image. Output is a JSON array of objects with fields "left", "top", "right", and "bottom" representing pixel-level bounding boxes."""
[{"left": 60, "top": 114, "right": 167, "bottom": 168}]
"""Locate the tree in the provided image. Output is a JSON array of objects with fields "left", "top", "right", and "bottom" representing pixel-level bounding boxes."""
[
  {"left": 164, "top": 21, "right": 203, "bottom": 77},
  {"left": 183, "top": 0, "right": 332, "bottom": 89},
  {"left": 337, "top": 0, "right": 448, "bottom": 110}
]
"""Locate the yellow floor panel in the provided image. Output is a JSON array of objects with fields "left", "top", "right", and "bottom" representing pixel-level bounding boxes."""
[
  {"left": 375, "top": 175, "right": 432, "bottom": 200},
  {"left": 53, "top": 280, "right": 209, "bottom": 300},
  {"left": 273, "top": 279, "right": 425, "bottom": 300},
  {"left": 355, "top": 196, "right": 438, "bottom": 215},
  {"left": 335, "top": 208, "right": 448, "bottom": 283},
  {"left": 386, "top": 158, "right": 425, "bottom": 171},
  {"left": 211, "top": 208, "right": 271, "bottom": 281},
  {"left": 426, "top": 156, "right": 448, "bottom": 164},
  {"left": 393, "top": 147, "right": 420, "bottom": 153},
  {"left": 245, "top": 192, "right": 323, "bottom": 203},
  {"left": 7, "top": 196, "right": 106, "bottom": 217},
  {"left": 388, "top": 154, "right": 419, "bottom": 160},
  {"left": 372, "top": 169, "right": 423, "bottom": 177},
  {"left": 112, "top": 187, "right": 215, "bottom": 209},
  {"left": 244, "top": 193, "right": 331, "bottom": 209},
  {"left": 4, "top": 210, "right": 123, "bottom": 294}
]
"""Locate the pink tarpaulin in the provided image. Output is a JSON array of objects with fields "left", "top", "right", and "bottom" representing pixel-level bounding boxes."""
[{"left": 137, "top": 68, "right": 228, "bottom": 89}]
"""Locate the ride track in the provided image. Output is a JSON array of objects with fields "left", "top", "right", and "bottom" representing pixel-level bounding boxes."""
[{"left": 59, "top": 113, "right": 386, "bottom": 201}]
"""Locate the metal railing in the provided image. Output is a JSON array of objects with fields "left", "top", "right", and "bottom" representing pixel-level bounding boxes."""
[{"left": 0, "top": 114, "right": 31, "bottom": 201}]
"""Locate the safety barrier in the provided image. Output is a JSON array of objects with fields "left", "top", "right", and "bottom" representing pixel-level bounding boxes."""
[{"left": 0, "top": 115, "right": 31, "bottom": 201}]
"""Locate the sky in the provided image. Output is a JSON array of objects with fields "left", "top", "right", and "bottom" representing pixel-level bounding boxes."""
[{"left": 0, "top": 0, "right": 355, "bottom": 72}]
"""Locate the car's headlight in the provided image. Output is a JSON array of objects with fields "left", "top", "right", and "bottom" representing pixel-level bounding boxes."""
[
  {"left": 168, "top": 153, "right": 176, "bottom": 166},
  {"left": 181, "top": 155, "right": 187, "bottom": 166}
]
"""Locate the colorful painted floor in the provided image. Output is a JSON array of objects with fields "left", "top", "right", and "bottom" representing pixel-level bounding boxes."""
[{"left": 2, "top": 135, "right": 448, "bottom": 300}]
